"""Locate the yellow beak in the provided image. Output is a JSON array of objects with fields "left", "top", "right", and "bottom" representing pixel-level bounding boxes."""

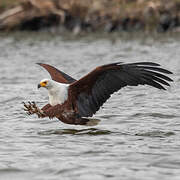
[{"left": 38, "top": 82, "right": 47, "bottom": 89}]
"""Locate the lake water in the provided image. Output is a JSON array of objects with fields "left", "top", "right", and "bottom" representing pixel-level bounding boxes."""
[{"left": 0, "top": 32, "right": 180, "bottom": 180}]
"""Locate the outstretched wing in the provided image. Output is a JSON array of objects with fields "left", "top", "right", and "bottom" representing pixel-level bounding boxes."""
[
  {"left": 68, "top": 62, "right": 173, "bottom": 117},
  {"left": 37, "top": 63, "right": 76, "bottom": 84}
]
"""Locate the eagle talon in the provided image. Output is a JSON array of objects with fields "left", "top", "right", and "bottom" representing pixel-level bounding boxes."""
[
  {"left": 23, "top": 101, "right": 45, "bottom": 118},
  {"left": 28, "top": 101, "right": 32, "bottom": 106},
  {"left": 23, "top": 103, "right": 29, "bottom": 109}
]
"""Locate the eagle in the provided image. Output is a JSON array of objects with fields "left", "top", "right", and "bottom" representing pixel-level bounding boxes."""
[{"left": 23, "top": 62, "right": 173, "bottom": 126}]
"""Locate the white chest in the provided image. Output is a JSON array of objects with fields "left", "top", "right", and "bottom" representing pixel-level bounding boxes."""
[{"left": 48, "top": 84, "right": 69, "bottom": 106}]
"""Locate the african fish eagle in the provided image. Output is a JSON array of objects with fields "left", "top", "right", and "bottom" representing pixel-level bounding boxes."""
[{"left": 23, "top": 62, "right": 173, "bottom": 126}]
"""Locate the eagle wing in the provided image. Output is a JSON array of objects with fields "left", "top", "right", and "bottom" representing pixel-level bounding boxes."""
[
  {"left": 37, "top": 63, "right": 76, "bottom": 84},
  {"left": 37, "top": 63, "right": 76, "bottom": 114},
  {"left": 67, "top": 62, "right": 173, "bottom": 118}
]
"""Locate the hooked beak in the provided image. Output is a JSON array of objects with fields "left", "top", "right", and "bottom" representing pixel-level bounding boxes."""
[
  {"left": 37, "top": 84, "right": 41, "bottom": 89},
  {"left": 38, "top": 81, "right": 47, "bottom": 89}
]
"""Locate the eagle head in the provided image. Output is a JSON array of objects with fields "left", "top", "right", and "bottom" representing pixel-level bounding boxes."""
[{"left": 38, "top": 79, "right": 51, "bottom": 89}]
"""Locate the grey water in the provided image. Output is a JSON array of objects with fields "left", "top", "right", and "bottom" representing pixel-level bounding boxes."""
[{"left": 0, "top": 32, "right": 180, "bottom": 180}]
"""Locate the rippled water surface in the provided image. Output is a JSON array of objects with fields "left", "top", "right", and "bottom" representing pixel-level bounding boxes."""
[{"left": 0, "top": 32, "right": 180, "bottom": 180}]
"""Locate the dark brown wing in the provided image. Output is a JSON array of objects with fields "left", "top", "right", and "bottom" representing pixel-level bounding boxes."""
[
  {"left": 37, "top": 63, "right": 76, "bottom": 84},
  {"left": 68, "top": 62, "right": 173, "bottom": 117}
]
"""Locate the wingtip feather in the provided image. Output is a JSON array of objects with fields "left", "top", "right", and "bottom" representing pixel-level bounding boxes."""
[{"left": 36, "top": 63, "right": 43, "bottom": 66}]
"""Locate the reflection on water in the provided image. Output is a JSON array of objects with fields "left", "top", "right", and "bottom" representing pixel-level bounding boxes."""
[
  {"left": 0, "top": 32, "right": 180, "bottom": 180},
  {"left": 38, "top": 128, "right": 112, "bottom": 135}
]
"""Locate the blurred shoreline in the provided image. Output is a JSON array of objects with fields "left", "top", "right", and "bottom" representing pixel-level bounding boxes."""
[{"left": 0, "top": 0, "right": 180, "bottom": 33}]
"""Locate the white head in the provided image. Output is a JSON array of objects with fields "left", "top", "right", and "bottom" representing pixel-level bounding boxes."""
[
  {"left": 38, "top": 79, "right": 54, "bottom": 90},
  {"left": 37, "top": 79, "right": 69, "bottom": 106}
]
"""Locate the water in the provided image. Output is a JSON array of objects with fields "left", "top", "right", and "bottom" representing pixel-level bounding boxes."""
[{"left": 0, "top": 32, "right": 180, "bottom": 180}]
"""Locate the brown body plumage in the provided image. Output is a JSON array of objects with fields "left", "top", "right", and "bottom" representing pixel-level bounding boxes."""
[{"left": 24, "top": 62, "right": 173, "bottom": 126}]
